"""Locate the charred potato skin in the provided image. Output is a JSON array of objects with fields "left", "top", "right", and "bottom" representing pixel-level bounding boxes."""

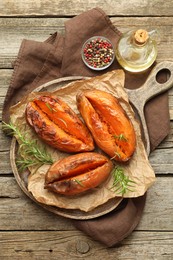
[
  {"left": 25, "top": 95, "right": 94, "bottom": 153},
  {"left": 76, "top": 89, "right": 136, "bottom": 162},
  {"left": 44, "top": 152, "right": 113, "bottom": 196}
]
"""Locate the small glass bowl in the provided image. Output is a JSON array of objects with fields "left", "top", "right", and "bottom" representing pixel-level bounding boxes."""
[{"left": 81, "top": 36, "right": 115, "bottom": 71}]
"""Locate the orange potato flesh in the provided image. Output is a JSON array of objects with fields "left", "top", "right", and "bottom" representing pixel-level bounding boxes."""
[
  {"left": 45, "top": 152, "right": 113, "bottom": 196},
  {"left": 77, "top": 89, "right": 136, "bottom": 161},
  {"left": 45, "top": 152, "right": 110, "bottom": 184},
  {"left": 34, "top": 96, "right": 93, "bottom": 146},
  {"left": 26, "top": 95, "right": 94, "bottom": 153}
]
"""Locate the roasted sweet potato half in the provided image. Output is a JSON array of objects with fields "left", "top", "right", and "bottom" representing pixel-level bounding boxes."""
[
  {"left": 76, "top": 89, "right": 136, "bottom": 161},
  {"left": 26, "top": 95, "right": 94, "bottom": 153},
  {"left": 45, "top": 152, "right": 113, "bottom": 196}
]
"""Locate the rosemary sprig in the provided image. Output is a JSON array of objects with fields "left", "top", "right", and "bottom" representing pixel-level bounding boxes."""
[
  {"left": 2, "top": 121, "right": 53, "bottom": 171},
  {"left": 45, "top": 103, "right": 67, "bottom": 128},
  {"left": 74, "top": 179, "right": 85, "bottom": 187},
  {"left": 112, "top": 133, "right": 128, "bottom": 142},
  {"left": 16, "top": 157, "right": 41, "bottom": 173},
  {"left": 110, "top": 166, "right": 136, "bottom": 196},
  {"left": 45, "top": 102, "right": 57, "bottom": 112},
  {"left": 110, "top": 151, "right": 121, "bottom": 160}
]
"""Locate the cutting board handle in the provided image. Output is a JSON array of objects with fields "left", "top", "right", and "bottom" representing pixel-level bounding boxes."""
[
  {"left": 137, "top": 61, "right": 173, "bottom": 106},
  {"left": 126, "top": 61, "right": 173, "bottom": 156}
]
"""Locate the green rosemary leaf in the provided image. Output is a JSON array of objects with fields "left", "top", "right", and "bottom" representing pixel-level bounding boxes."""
[
  {"left": 128, "top": 179, "right": 136, "bottom": 184},
  {"left": 110, "top": 151, "right": 121, "bottom": 160},
  {"left": 126, "top": 187, "right": 135, "bottom": 193},
  {"left": 45, "top": 102, "right": 57, "bottom": 112},
  {"left": 2, "top": 121, "right": 18, "bottom": 136},
  {"left": 45, "top": 104, "right": 67, "bottom": 128},
  {"left": 110, "top": 166, "right": 136, "bottom": 196},
  {"left": 74, "top": 179, "right": 85, "bottom": 187},
  {"left": 112, "top": 133, "right": 128, "bottom": 142},
  {"left": 16, "top": 158, "right": 39, "bottom": 172},
  {"left": 45, "top": 102, "right": 53, "bottom": 111},
  {"left": 2, "top": 121, "right": 54, "bottom": 172}
]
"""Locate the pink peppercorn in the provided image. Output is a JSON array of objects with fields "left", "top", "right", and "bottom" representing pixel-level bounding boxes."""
[{"left": 82, "top": 36, "right": 115, "bottom": 70}]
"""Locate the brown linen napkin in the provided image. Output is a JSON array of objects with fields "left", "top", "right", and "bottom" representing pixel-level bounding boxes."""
[
  {"left": 2, "top": 8, "right": 170, "bottom": 247},
  {"left": 73, "top": 194, "right": 147, "bottom": 247},
  {"left": 61, "top": 7, "right": 170, "bottom": 151}
]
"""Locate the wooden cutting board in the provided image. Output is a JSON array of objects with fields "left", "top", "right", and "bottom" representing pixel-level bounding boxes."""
[
  {"left": 10, "top": 61, "right": 173, "bottom": 220},
  {"left": 10, "top": 75, "right": 124, "bottom": 220},
  {"left": 126, "top": 61, "right": 173, "bottom": 155}
]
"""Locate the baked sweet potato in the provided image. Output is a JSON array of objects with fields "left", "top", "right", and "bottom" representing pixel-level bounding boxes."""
[
  {"left": 76, "top": 89, "right": 136, "bottom": 161},
  {"left": 26, "top": 95, "right": 94, "bottom": 153},
  {"left": 45, "top": 152, "right": 113, "bottom": 196}
]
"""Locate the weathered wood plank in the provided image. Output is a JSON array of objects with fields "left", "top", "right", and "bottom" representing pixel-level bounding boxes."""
[
  {"left": 0, "top": 69, "right": 12, "bottom": 97},
  {"left": 1, "top": 145, "right": 173, "bottom": 176},
  {"left": 0, "top": 177, "right": 73, "bottom": 231},
  {"left": 0, "top": 18, "right": 66, "bottom": 69},
  {"left": 0, "top": 0, "right": 173, "bottom": 17},
  {"left": 0, "top": 230, "right": 173, "bottom": 260},
  {"left": 0, "top": 126, "right": 11, "bottom": 149},
  {"left": 0, "top": 69, "right": 173, "bottom": 97},
  {"left": 0, "top": 17, "right": 173, "bottom": 68},
  {"left": 0, "top": 151, "right": 11, "bottom": 174},
  {"left": 0, "top": 70, "right": 173, "bottom": 121},
  {"left": 0, "top": 2, "right": 172, "bottom": 259},
  {"left": 2, "top": 142, "right": 173, "bottom": 176},
  {"left": 149, "top": 148, "right": 173, "bottom": 174},
  {"left": 0, "top": 92, "right": 173, "bottom": 175},
  {"left": 158, "top": 120, "right": 173, "bottom": 149},
  {"left": 0, "top": 176, "right": 172, "bottom": 231},
  {"left": 0, "top": 123, "right": 173, "bottom": 175}
]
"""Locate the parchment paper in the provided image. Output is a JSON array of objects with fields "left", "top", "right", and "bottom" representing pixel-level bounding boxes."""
[{"left": 10, "top": 69, "right": 156, "bottom": 212}]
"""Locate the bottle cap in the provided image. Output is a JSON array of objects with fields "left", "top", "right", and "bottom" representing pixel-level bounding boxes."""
[{"left": 134, "top": 29, "right": 149, "bottom": 45}]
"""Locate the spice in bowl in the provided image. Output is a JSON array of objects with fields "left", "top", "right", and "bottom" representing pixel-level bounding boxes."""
[{"left": 81, "top": 36, "right": 115, "bottom": 70}]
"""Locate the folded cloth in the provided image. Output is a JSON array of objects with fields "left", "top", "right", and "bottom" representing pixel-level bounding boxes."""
[
  {"left": 2, "top": 8, "right": 170, "bottom": 247},
  {"left": 61, "top": 7, "right": 170, "bottom": 151},
  {"left": 73, "top": 194, "right": 146, "bottom": 247}
]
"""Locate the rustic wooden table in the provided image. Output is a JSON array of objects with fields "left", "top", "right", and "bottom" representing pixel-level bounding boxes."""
[{"left": 0, "top": 1, "right": 173, "bottom": 259}]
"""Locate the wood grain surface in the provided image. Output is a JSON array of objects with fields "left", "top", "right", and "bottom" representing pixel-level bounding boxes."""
[{"left": 0, "top": 1, "right": 173, "bottom": 259}]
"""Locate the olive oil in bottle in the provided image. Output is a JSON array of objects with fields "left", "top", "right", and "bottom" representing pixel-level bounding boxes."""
[{"left": 115, "top": 29, "right": 158, "bottom": 73}]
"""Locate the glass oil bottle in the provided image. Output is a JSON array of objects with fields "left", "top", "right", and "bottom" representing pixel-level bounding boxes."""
[{"left": 115, "top": 29, "right": 158, "bottom": 73}]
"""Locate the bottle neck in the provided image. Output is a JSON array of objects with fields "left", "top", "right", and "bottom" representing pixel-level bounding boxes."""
[{"left": 133, "top": 29, "right": 149, "bottom": 47}]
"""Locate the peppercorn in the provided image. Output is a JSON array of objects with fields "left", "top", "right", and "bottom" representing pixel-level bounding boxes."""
[{"left": 82, "top": 36, "right": 115, "bottom": 70}]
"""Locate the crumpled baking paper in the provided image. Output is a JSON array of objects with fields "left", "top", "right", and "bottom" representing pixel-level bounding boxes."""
[{"left": 10, "top": 69, "right": 156, "bottom": 212}]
